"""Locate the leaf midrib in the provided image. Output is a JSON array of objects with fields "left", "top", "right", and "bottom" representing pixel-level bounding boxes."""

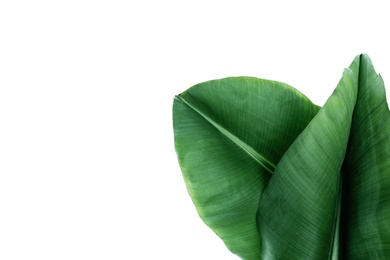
[{"left": 176, "top": 95, "right": 276, "bottom": 174}]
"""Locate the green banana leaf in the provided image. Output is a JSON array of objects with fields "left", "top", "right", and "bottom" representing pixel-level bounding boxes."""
[
  {"left": 173, "top": 54, "right": 390, "bottom": 259},
  {"left": 173, "top": 78, "right": 320, "bottom": 259}
]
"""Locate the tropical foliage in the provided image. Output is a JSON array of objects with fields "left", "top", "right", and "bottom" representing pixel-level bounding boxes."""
[{"left": 173, "top": 54, "right": 390, "bottom": 259}]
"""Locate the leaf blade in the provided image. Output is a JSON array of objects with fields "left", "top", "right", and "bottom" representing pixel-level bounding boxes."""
[
  {"left": 173, "top": 77, "right": 319, "bottom": 259},
  {"left": 343, "top": 54, "right": 390, "bottom": 259},
  {"left": 257, "top": 57, "right": 360, "bottom": 260}
]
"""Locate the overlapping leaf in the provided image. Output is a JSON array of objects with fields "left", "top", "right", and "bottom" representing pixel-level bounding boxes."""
[
  {"left": 173, "top": 78, "right": 319, "bottom": 258},
  {"left": 341, "top": 55, "right": 390, "bottom": 259},
  {"left": 173, "top": 54, "right": 390, "bottom": 259}
]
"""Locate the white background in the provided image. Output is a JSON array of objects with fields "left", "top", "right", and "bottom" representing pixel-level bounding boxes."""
[{"left": 1, "top": 1, "right": 389, "bottom": 259}]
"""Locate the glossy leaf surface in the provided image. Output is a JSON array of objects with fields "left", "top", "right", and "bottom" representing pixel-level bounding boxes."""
[
  {"left": 257, "top": 56, "right": 359, "bottom": 260},
  {"left": 342, "top": 55, "right": 390, "bottom": 259},
  {"left": 173, "top": 78, "right": 319, "bottom": 259},
  {"left": 173, "top": 54, "right": 390, "bottom": 259}
]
